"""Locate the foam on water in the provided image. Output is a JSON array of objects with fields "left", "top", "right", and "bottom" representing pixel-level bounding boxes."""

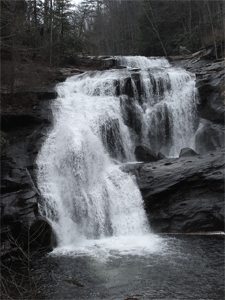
[{"left": 51, "top": 234, "right": 166, "bottom": 261}]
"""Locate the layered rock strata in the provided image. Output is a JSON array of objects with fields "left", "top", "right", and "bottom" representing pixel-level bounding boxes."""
[{"left": 123, "top": 149, "right": 224, "bottom": 233}]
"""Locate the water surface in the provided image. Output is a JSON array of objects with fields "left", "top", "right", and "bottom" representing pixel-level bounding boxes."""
[{"left": 34, "top": 235, "right": 224, "bottom": 300}]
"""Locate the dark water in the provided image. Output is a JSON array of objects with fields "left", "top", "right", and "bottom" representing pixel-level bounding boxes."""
[{"left": 33, "top": 235, "right": 224, "bottom": 300}]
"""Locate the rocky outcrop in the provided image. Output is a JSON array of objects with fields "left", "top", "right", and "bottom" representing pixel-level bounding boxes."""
[
  {"left": 195, "top": 119, "right": 225, "bottom": 154},
  {"left": 124, "top": 149, "right": 225, "bottom": 233},
  {"left": 100, "top": 119, "right": 126, "bottom": 161},
  {"left": 194, "top": 60, "right": 225, "bottom": 152},
  {"left": 196, "top": 61, "right": 225, "bottom": 125},
  {"left": 170, "top": 55, "right": 225, "bottom": 153},
  {"left": 120, "top": 96, "right": 142, "bottom": 135},
  {"left": 135, "top": 145, "right": 158, "bottom": 162},
  {"left": 179, "top": 147, "right": 198, "bottom": 157},
  {"left": 1, "top": 97, "right": 55, "bottom": 260}
]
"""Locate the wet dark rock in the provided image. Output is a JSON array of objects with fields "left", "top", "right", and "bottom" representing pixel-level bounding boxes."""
[
  {"left": 131, "top": 72, "right": 142, "bottom": 98},
  {"left": 148, "top": 73, "right": 157, "bottom": 95},
  {"left": 171, "top": 56, "right": 225, "bottom": 153},
  {"left": 113, "top": 79, "right": 120, "bottom": 96},
  {"left": 1, "top": 98, "right": 55, "bottom": 260},
  {"left": 30, "top": 84, "right": 58, "bottom": 100},
  {"left": 29, "top": 216, "right": 57, "bottom": 252},
  {"left": 113, "top": 65, "right": 127, "bottom": 69},
  {"left": 56, "top": 76, "right": 67, "bottom": 82},
  {"left": 195, "top": 119, "right": 225, "bottom": 154},
  {"left": 122, "top": 77, "right": 134, "bottom": 97},
  {"left": 179, "top": 148, "right": 198, "bottom": 157},
  {"left": 157, "top": 76, "right": 165, "bottom": 96},
  {"left": 127, "top": 149, "right": 225, "bottom": 233},
  {"left": 120, "top": 96, "right": 142, "bottom": 135},
  {"left": 129, "top": 68, "right": 141, "bottom": 72},
  {"left": 1, "top": 184, "right": 55, "bottom": 259},
  {"left": 135, "top": 145, "right": 158, "bottom": 162},
  {"left": 102, "top": 57, "right": 117, "bottom": 69},
  {"left": 157, "top": 151, "right": 166, "bottom": 160},
  {"left": 197, "top": 69, "right": 225, "bottom": 125},
  {"left": 184, "top": 59, "right": 224, "bottom": 125},
  {"left": 100, "top": 119, "right": 126, "bottom": 161}
]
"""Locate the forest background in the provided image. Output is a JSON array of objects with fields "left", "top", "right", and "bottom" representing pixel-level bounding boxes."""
[{"left": 1, "top": 0, "right": 224, "bottom": 96}]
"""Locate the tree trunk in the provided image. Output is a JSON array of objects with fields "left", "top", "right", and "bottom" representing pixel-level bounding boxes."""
[
  {"left": 207, "top": 1, "right": 218, "bottom": 59},
  {"left": 50, "top": 0, "right": 53, "bottom": 65},
  {"left": 34, "top": 0, "right": 37, "bottom": 27},
  {"left": 10, "top": 4, "right": 16, "bottom": 95},
  {"left": 141, "top": 2, "right": 167, "bottom": 56}
]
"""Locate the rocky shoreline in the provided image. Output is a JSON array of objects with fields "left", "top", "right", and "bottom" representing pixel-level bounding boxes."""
[{"left": 1, "top": 54, "right": 224, "bottom": 260}]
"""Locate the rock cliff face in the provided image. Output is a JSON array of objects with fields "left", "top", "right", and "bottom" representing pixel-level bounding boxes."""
[
  {"left": 1, "top": 96, "right": 56, "bottom": 260},
  {"left": 123, "top": 149, "right": 224, "bottom": 233},
  {"left": 171, "top": 56, "right": 225, "bottom": 153}
]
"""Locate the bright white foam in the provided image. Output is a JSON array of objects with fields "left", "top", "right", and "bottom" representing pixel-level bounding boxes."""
[
  {"left": 116, "top": 55, "right": 170, "bottom": 69},
  {"left": 51, "top": 234, "right": 166, "bottom": 261}
]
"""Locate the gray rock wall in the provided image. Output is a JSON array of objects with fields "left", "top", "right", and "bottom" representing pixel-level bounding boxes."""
[
  {"left": 1, "top": 98, "right": 55, "bottom": 260},
  {"left": 124, "top": 149, "right": 224, "bottom": 233},
  {"left": 171, "top": 56, "right": 225, "bottom": 153}
]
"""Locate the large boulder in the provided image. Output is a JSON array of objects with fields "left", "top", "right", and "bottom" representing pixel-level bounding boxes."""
[
  {"left": 1, "top": 156, "right": 56, "bottom": 260},
  {"left": 157, "top": 151, "right": 166, "bottom": 160},
  {"left": 179, "top": 147, "right": 198, "bottom": 157},
  {"left": 195, "top": 119, "right": 225, "bottom": 154},
  {"left": 124, "top": 149, "right": 225, "bottom": 233},
  {"left": 135, "top": 145, "right": 158, "bottom": 162}
]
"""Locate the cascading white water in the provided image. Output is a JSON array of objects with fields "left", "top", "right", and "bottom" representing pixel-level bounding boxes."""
[
  {"left": 117, "top": 56, "right": 198, "bottom": 156},
  {"left": 116, "top": 55, "right": 170, "bottom": 68},
  {"left": 37, "top": 56, "right": 198, "bottom": 251},
  {"left": 37, "top": 69, "right": 149, "bottom": 247}
]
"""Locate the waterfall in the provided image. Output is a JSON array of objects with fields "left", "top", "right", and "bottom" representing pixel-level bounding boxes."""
[{"left": 37, "top": 56, "right": 198, "bottom": 248}]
